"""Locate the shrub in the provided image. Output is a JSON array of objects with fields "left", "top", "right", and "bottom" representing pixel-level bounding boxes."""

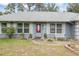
[
  {"left": 47, "top": 39, "right": 53, "bottom": 42},
  {"left": 5, "top": 27, "right": 15, "bottom": 39},
  {"left": 19, "top": 33, "right": 24, "bottom": 39},
  {"left": 44, "top": 33, "right": 47, "bottom": 38},
  {"left": 57, "top": 38, "right": 65, "bottom": 41},
  {"left": 29, "top": 33, "right": 32, "bottom": 39}
]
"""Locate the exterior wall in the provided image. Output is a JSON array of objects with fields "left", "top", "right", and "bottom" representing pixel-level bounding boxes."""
[
  {"left": 56, "top": 23, "right": 66, "bottom": 38},
  {"left": 65, "top": 23, "right": 73, "bottom": 39},
  {"left": 46, "top": 22, "right": 75, "bottom": 39},
  {"left": 47, "top": 23, "right": 66, "bottom": 39},
  {"left": 0, "top": 22, "right": 30, "bottom": 38},
  {"left": 29, "top": 23, "right": 33, "bottom": 34},
  {"left": 71, "top": 23, "right": 75, "bottom": 38},
  {"left": 0, "top": 22, "right": 73, "bottom": 39},
  {"left": 47, "top": 23, "right": 55, "bottom": 38},
  {"left": 29, "top": 23, "right": 34, "bottom": 38},
  {"left": 0, "top": 23, "right": 1, "bottom": 34},
  {"left": 33, "top": 23, "right": 45, "bottom": 39},
  {"left": 74, "top": 21, "right": 79, "bottom": 40},
  {"left": 0, "top": 22, "right": 9, "bottom": 38},
  {"left": 46, "top": 23, "right": 50, "bottom": 34},
  {"left": 0, "top": 34, "right": 8, "bottom": 38},
  {"left": 12, "top": 34, "right": 29, "bottom": 39}
]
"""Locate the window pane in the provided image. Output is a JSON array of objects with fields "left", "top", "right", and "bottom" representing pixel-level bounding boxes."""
[
  {"left": 2, "top": 28, "right": 6, "bottom": 33},
  {"left": 50, "top": 29, "right": 55, "bottom": 33},
  {"left": 50, "top": 24, "right": 55, "bottom": 33},
  {"left": 57, "top": 29, "right": 62, "bottom": 33},
  {"left": 1, "top": 23, "right": 7, "bottom": 33},
  {"left": 57, "top": 24, "right": 62, "bottom": 29},
  {"left": 24, "top": 23, "right": 29, "bottom": 27},
  {"left": 17, "top": 29, "right": 22, "bottom": 33},
  {"left": 17, "top": 23, "right": 22, "bottom": 27},
  {"left": 24, "top": 23, "right": 29, "bottom": 33},
  {"left": 57, "top": 24, "right": 62, "bottom": 33},
  {"left": 51, "top": 24, "right": 55, "bottom": 28},
  {"left": 1, "top": 23, "right": 7, "bottom": 27},
  {"left": 24, "top": 29, "right": 29, "bottom": 33}
]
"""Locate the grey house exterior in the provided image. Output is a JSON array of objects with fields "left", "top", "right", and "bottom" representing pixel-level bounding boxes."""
[{"left": 0, "top": 12, "right": 79, "bottom": 40}]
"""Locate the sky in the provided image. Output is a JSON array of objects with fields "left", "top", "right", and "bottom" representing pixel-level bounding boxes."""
[
  {"left": 0, "top": 3, "right": 68, "bottom": 12},
  {"left": 56, "top": 3, "right": 68, "bottom": 11}
]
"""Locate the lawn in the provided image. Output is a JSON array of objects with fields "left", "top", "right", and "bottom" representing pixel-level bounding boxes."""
[
  {"left": 0, "top": 39, "right": 77, "bottom": 56},
  {"left": 0, "top": 39, "right": 32, "bottom": 45}
]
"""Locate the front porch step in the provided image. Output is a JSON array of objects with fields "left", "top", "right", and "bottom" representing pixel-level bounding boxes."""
[
  {"left": 33, "top": 38, "right": 44, "bottom": 41},
  {"left": 33, "top": 37, "right": 44, "bottom": 40},
  {"left": 34, "top": 37, "right": 42, "bottom": 40}
]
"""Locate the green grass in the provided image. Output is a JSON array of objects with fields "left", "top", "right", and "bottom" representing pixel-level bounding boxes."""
[{"left": 0, "top": 38, "right": 32, "bottom": 45}]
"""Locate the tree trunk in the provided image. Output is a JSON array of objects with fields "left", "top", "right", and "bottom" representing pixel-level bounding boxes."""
[{"left": 28, "top": 7, "right": 31, "bottom": 11}]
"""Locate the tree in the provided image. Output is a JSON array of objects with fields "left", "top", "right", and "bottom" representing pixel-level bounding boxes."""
[
  {"left": 26, "top": 3, "right": 35, "bottom": 11},
  {"left": 17, "top": 3, "right": 25, "bottom": 12},
  {"left": 33, "top": 3, "right": 47, "bottom": 11},
  {"left": 0, "top": 12, "right": 3, "bottom": 15},
  {"left": 67, "top": 3, "right": 79, "bottom": 13},
  {"left": 5, "top": 3, "right": 16, "bottom": 13},
  {"left": 3, "top": 11, "right": 11, "bottom": 15},
  {"left": 5, "top": 3, "right": 25, "bottom": 13},
  {"left": 46, "top": 3, "right": 58, "bottom": 12},
  {"left": 32, "top": 3, "right": 58, "bottom": 11},
  {"left": 5, "top": 27, "right": 15, "bottom": 39}
]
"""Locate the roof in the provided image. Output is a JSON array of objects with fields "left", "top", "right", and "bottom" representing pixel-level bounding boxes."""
[{"left": 0, "top": 11, "right": 79, "bottom": 22}]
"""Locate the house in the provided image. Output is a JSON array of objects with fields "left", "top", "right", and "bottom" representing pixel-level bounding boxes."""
[{"left": 0, "top": 11, "right": 79, "bottom": 40}]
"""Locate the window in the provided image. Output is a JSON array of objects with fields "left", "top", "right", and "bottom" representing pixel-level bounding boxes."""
[
  {"left": 17, "top": 23, "right": 23, "bottom": 33},
  {"left": 18, "top": 23, "right": 22, "bottom": 27},
  {"left": 50, "top": 24, "right": 55, "bottom": 33},
  {"left": 17, "top": 29, "right": 22, "bottom": 33},
  {"left": 17, "top": 23, "right": 29, "bottom": 33},
  {"left": 24, "top": 23, "right": 29, "bottom": 33},
  {"left": 1, "top": 23, "right": 7, "bottom": 33},
  {"left": 57, "top": 24, "right": 62, "bottom": 33}
]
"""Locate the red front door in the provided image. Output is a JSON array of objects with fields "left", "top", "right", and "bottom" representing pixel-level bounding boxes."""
[{"left": 36, "top": 24, "right": 41, "bottom": 33}]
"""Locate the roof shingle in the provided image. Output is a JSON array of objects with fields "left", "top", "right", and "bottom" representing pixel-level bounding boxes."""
[{"left": 0, "top": 12, "right": 78, "bottom": 22}]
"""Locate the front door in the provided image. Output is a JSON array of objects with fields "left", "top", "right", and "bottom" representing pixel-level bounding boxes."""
[
  {"left": 35, "top": 24, "right": 42, "bottom": 38},
  {"left": 36, "top": 24, "right": 41, "bottom": 33}
]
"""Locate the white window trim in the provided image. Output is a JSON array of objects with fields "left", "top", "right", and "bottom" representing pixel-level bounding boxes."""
[
  {"left": 57, "top": 23, "right": 62, "bottom": 34},
  {"left": 17, "top": 23, "right": 29, "bottom": 34},
  {"left": 17, "top": 23, "right": 23, "bottom": 34},
  {"left": 24, "top": 23, "right": 29, "bottom": 34},
  {"left": 1, "top": 23, "right": 7, "bottom": 34},
  {"left": 50, "top": 23, "right": 63, "bottom": 34},
  {"left": 50, "top": 23, "right": 55, "bottom": 33}
]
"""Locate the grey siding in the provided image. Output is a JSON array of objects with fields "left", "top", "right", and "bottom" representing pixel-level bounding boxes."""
[
  {"left": 0, "top": 22, "right": 74, "bottom": 39},
  {"left": 0, "top": 34, "right": 29, "bottom": 39},
  {"left": 0, "top": 34, "right": 8, "bottom": 38},
  {"left": 65, "top": 23, "right": 73, "bottom": 39},
  {"left": 74, "top": 21, "right": 79, "bottom": 40},
  {"left": 47, "top": 23, "right": 66, "bottom": 39},
  {"left": 71, "top": 23, "right": 75, "bottom": 38},
  {"left": 13, "top": 34, "right": 29, "bottom": 39},
  {"left": 33, "top": 23, "right": 46, "bottom": 38}
]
